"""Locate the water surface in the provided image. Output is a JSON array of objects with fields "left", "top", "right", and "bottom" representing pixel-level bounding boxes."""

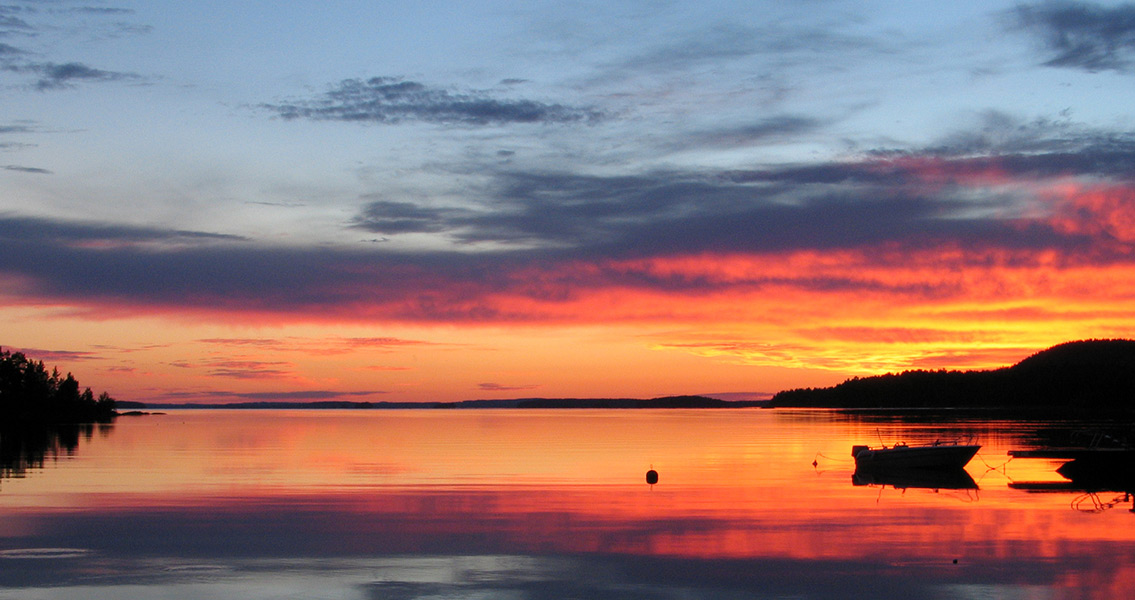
[{"left": 1, "top": 409, "right": 1133, "bottom": 599}]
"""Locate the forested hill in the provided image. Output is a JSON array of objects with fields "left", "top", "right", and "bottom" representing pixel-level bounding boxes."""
[
  {"left": 0, "top": 349, "right": 116, "bottom": 423},
  {"left": 769, "top": 339, "right": 1135, "bottom": 411}
]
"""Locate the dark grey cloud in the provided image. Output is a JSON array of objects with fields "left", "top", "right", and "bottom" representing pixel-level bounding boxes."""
[
  {"left": 0, "top": 5, "right": 149, "bottom": 89},
  {"left": 0, "top": 121, "right": 36, "bottom": 150},
  {"left": 0, "top": 228, "right": 531, "bottom": 321},
  {"left": 0, "top": 215, "right": 248, "bottom": 245},
  {"left": 917, "top": 110, "right": 1080, "bottom": 156},
  {"left": 27, "top": 61, "right": 141, "bottom": 90},
  {"left": 2, "top": 164, "right": 50, "bottom": 174},
  {"left": 731, "top": 145, "right": 1135, "bottom": 186},
  {"left": 66, "top": 7, "right": 135, "bottom": 16},
  {"left": 0, "top": 14, "right": 33, "bottom": 35},
  {"left": 736, "top": 113, "right": 1135, "bottom": 184},
  {"left": 0, "top": 123, "right": 35, "bottom": 134},
  {"left": 2, "top": 60, "right": 143, "bottom": 90},
  {"left": 1012, "top": 1, "right": 1135, "bottom": 72},
  {"left": 0, "top": 192, "right": 1112, "bottom": 323},
  {"left": 351, "top": 200, "right": 473, "bottom": 235},
  {"left": 263, "top": 77, "right": 604, "bottom": 126},
  {"left": 351, "top": 114, "right": 1135, "bottom": 266},
  {"left": 667, "top": 116, "right": 822, "bottom": 151},
  {"left": 351, "top": 165, "right": 1090, "bottom": 259}
]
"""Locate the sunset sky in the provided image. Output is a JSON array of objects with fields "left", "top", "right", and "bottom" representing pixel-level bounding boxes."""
[{"left": 3, "top": 0, "right": 1135, "bottom": 403}]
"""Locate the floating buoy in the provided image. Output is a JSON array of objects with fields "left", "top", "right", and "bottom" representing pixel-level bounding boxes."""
[{"left": 646, "top": 468, "right": 659, "bottom": 485}]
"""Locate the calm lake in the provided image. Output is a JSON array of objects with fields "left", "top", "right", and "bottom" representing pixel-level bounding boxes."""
[{"left": 2, "top": 409, "right": 1134, "bottom": 599}]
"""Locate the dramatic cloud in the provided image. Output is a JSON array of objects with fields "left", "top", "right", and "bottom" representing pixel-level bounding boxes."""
[
  {"left": 1, "top": 184, "right": 1132, "bottom": 328},
  {"left": 6, "top": 1, "right": 1135, "bottom": 393},
  {"left": 353, "top": 136, "right": 1135, "bottom": 259},
  {"left": 2, "top": 117, "right": 1135, "bottom": 381},
  {"left": 262, "top": 77, "right": 603, "bottom": 126},
  {"left": 1013, "top": 1, "right": 1135, "bottom": 71}
]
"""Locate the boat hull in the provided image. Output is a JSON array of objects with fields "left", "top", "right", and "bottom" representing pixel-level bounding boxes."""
[{"left": 852, "top": 444, "right": 980, "bottom": 469}]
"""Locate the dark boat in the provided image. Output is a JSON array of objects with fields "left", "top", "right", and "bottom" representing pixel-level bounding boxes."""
[
  {"left": 851, "top": 442, "right": 980, "bottom": 469},
  {"left": 1009, "top": 436, "right": 1135, "bottom": 493},
  {"left": 1009, "top": 430, "right": 1135, "bottom": 483}
]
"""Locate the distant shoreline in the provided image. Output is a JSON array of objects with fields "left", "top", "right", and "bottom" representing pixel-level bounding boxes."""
[
  {"left": 117, "top": 339, "right": 1135, "bottom": 414},
  {"left": 118, "top": 396, "right": 769, "bottom": 411}
]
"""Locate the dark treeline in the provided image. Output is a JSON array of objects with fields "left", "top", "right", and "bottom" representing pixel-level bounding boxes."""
[
  {"left": 0, "top": 348, "right": 116, "bottom": 423},
  {"left": 769, "top": 339, "right": 1135, "bottom": 411}
]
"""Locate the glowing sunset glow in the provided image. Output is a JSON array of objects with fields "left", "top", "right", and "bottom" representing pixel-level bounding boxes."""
[{"left": 3, "top": 1, "right": 1135, "bottom": 403}]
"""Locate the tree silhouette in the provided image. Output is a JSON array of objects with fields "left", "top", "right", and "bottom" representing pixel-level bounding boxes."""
[{"left": 0, "top": 348, "right": 117, "bottom": 423}]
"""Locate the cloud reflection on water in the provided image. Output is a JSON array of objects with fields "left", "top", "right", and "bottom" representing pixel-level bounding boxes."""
[
  {"left": 0, "top": 551, "right": 1099, "bottom": 600},
  {"left": 3, "top": 486, "right": 1135, "bottom": 598},
  {"left": 4, "top": 410, "right": 1135, "bottom": 598}
]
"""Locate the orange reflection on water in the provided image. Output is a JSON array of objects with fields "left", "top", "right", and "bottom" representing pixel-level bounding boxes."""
[{"left": 3, "top": 409, "right": 1135, "bottom": 598}]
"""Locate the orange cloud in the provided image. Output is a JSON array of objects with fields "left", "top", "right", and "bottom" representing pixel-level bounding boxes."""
[{"left": 1046, "top": 182, "right": 1135, "bottom": 245}]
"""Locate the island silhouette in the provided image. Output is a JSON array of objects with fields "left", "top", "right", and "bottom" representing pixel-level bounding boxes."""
[{"left": 769, "top": 339, "right": 1135, "bottom": 411}]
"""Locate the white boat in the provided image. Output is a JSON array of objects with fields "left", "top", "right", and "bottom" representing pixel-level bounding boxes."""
[{"left": 851, "top": 442, "right": 980, "bottom": 469}]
